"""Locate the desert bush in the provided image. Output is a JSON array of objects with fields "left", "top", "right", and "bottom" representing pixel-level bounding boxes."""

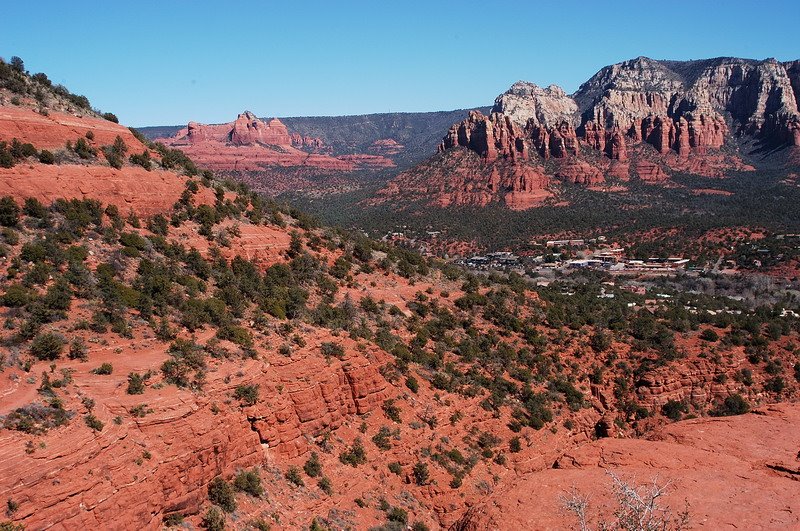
[
  {"left": 562, "top": 471, "right": 689, "bottom": 531},
  {"left": 339, "top": 438, "right": 367, "bottom": 467},
  {"left": 709, "top": 394, "right": 750, "bottom": 417},
  {"left": 30, "top": 332, "right": 65, "bottom": 360},
  {"left": 285, "top": 466, "right": 304, "bottom": 486},
  {"left": 233, "top": 468, "right": 263, "bottom": 497},
  {"left": 318, "top": 476, "right": 333, "bottom": 495},
  {"left": 84, "top": 414, "right": 103, "bottom": 432},
  {"left": 0, "top": 197, "right": 20, "bottom": 227},
  {"left": 304, "top": 451, "right": 322, "bottom": 477},
  {"left": 207, "top": 477, "right": 236, "bottom": 513},
  {"left": 233, "top": 384, "right": 259, "bottom": 406},
  {"left": 91, "top": 363, "right": 113, "bottom": 375},
  {"left": 38, "top": 149, "right": 55, "bottom": 164},
  {"left": 201, "top": 506, "right": 225, "bottom": 531},
  {"left": 661, "top": 399, "right": 689, "bottom": 421},
  {"left": 412, "top": 461, "right": 429, "bottom": 485}
]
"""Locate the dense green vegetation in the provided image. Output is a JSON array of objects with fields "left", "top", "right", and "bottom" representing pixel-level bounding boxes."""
[{"left": 286, "top": 168, "right": 800, "bottom": 253}]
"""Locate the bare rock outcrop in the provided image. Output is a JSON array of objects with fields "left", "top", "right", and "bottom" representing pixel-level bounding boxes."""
[
  {"left": 395, "top": 56, "right": 800, "bottom": 210},
  {"left": 161, "top": 111, "right": 394, "bottom": 173}
]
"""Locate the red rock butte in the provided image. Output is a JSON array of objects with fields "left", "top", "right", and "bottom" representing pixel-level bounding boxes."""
[
  {"left": 378, "top": 57, "right": 799, "bottom": 210},
  {"left": 159, "top": 111, "right": 395, "bottom": 173}
]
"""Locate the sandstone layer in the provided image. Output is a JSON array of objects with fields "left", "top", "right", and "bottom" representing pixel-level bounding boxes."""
[
  {"left": 159, "top": 111, "right": 395, "bottom": 173},
  {"left": 380, "top": 57, "right": 800, "bottom": 210}
]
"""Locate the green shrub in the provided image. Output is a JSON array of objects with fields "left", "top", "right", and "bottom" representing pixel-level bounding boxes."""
[
  {"left": 0, "top": 197, "right": 20, "bottom": 227},
  {"left": 412, "top": 461, "right": 429, "bottom": 485},
  {"left": 387, "top": 506, "right": 408, "bottom": 524},
  {"left": 127, "top": 372, "right": 146, "bottom": 395},
  {"left": 339, "top": 438, "right": 367, "bottom": 467},
  {"left": 130, "top": 150, "right": 152, "bottom": 170},
  {"left": 23, "top": 197, "right": 47, "bottom": 218},
  {"left": 91, "top": 363, "right": 113, "bottom": 375},
  {"left": 304, "top": 451, "right": 322, "bottom": 477},
  {"left": 233, "top": 384, "right": 259, "bottom": 406},
  {"left": 661, "top": 400, "right": 688, "bottom": 421},
  {"left": 84, "top": 414, "right": 103, "bottom": 432},
  {"left": 30, "top": 332, "right": 65, "bottom": 360},
  {"left": 405, "top": 375, "right": 419, "bottom": 393},
  {"left": 372, "top": 426, "right": 393, "bottom": 451},
  {"left": 72, "top": 138, "right": 96, "bottom": 159},
  {"left": 38, "top": 149, "right": 55, "bottom": 164},
  {"left": 710, "top": 394, "right": 750, "bottom": 417},
  {"left": 201, "top": 506, "right": 225, "bottom": 531},
  {"left": 318, "top": 476, "right": 333, "bottom": 495},
  {"left": 320, "top": 341, "right": 344, "bottom": 359},
  {"left": 285, "top": 466, "right": 304, "bottom": 486},
  {"left": 68, "top": 338, "right": 88, "bottom": 360},
  {"left": 207, "top": 477, "right": 236, "bottom": 513},
  {"left": 233, "top": 468, "right": 263, "bottom": 497},
  {"left": 700, "top": 328, "right": 719, "bottom": 342},
  {"left": 0, "top": 147, "right": 14, "bottom": 169},
  {"left": 2, "top": 284, "right": 30, "bottom": 307},
  {"left": 382, "top": 399, "right": 401, "bottom": 423}
]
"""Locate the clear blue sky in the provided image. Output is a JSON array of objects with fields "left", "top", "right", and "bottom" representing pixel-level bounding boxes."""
[{"left": 2, "top": 1, "right": 798, "bottom": 127}]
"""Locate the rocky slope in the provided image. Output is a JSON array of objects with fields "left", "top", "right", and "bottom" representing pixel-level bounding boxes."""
[
  {"left": 378, "top": 57, "right": 800, "bottom": 210},
  {"left": 452, "top": 402, "right": 800, "bottom": 530},
  {"left": 0, "top": 100, "right": 214, "bottom": 217},
  {"left": 2, "top": 58, "right": 800, "bottom": 531}
]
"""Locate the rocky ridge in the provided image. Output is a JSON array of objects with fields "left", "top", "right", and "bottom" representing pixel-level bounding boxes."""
[
  {"left": 160, "top": 111, "right": 395, "bottom": 175},
  {"left": 381, "top": 56, "right": 799, "bottom": 210}
]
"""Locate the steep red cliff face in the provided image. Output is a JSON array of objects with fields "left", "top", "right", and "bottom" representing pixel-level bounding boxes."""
[
  {"left": 160, "top": 111, "right": 395, "bottom": 174},
  {"left": 383, "top": 57, "right": 800, "bottom": 210},
  {"left": 0, "top": 327, "right": 392, "bottom": 529},
  {"left": 374, "top": 148, "right": 553, "bottom": 210}
]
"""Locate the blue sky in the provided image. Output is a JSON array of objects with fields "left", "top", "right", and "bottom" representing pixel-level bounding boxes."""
[{"left": 3, "top": 1, "right": 798, "bottom": 127}]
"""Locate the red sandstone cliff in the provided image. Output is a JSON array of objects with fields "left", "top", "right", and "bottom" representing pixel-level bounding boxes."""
[
  {"left": 160, "top": 111, "right": 394, "bottom": 174},
  {"left": 380, "top": 57, "right": 799, "bottom": 210}
]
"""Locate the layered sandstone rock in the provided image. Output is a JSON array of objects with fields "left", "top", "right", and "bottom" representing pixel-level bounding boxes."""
[
  {"left": 0, "top": 330, "right": 393, "bottom": 529},
  {"left": 162, "top": 111, "right": 394, "bottom": 173},
  {"left": 451, "top": 403, "right": 800, "bottom": 530},
  {"left": 0, "top": 105, "right": 147, "bottom": 151},
  {"left": 0, "top": 106, "right": 213, "bottom": 216},
  {"left": 396, "top": 56, "right": 800, "bottom": 210}
]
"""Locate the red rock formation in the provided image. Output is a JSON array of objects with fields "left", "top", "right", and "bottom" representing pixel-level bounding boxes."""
[
  {"left": 0, "top": 163, "right": 216, "bottom": 216},
  {"left": 452, "top": 403, "right": 800, "bottom": 530},
  {"left": 375, "top": 148, "right": 552, "bottom": 209},
  {"left": 607, "top": 127, "right": 627, "bottom": 161},
  {"left": 582, "top": 121, "right": 606, "bottom": 152},
  {"left": 0, "top": 106, "right": 212, "bottom": 216},
  {"left": 229, "top": 112, "right": 292, "bottom": 146},
  {"left": 162, "top": 111, "right": 393, "bottom": 173},
  {"left": 555, "top": 159, "right": 603, "bottom": 184},
  {"left": 0, "top": 106, "right": 147, "bottom": 151},
  {"left": 635, "top": 160, "right": 669, "bottom": 182},
  {"left": 367, "top": 138, "right": 404, "bottom": 156},
  {"left": 440, "top": 110, "right": 526, "bottom": 162}
]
